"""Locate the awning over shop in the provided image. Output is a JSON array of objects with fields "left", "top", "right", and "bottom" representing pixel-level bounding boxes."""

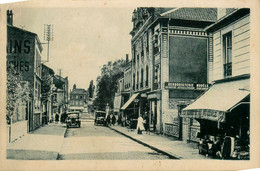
[
  {"left": 121, "top": 93, "right": 139, "bottom": 110},
  {"left": 182, "top": 78, "right": 250, "bottom": 122},
  {"left": 113, "top": 95, "right": 122, "bottom": 112}
]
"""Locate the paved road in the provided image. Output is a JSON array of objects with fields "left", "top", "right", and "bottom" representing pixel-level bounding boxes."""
[{"left": 59, "top": 121, "right": 171, "bottom": 160}]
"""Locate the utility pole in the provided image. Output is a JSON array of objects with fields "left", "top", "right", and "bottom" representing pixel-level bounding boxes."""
[{"left": 43, "top": 24, "right": 54, "bottom": 62}]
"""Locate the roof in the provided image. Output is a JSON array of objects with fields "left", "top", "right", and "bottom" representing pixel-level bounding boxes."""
[
  {"left": 161, "top": 8, "right": 217, "bottom": 22},
  {"left": 71, "top": 88, "right": 88, "bottom": 94},
  {"left": 205, "top": 8, "right": 250, "bottom": 32}
]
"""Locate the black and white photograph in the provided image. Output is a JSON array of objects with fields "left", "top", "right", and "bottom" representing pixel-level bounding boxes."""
[{"left": 1, "top": 0, "right": 259, "bottom": 170}]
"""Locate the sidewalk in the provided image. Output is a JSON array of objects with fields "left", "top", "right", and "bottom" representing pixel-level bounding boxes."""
[
  {"left": 109, "top": 125, "right": 212, "bottom": 160},
  {"left": 6, "top": 123, "right": 67, "bottom": 160}
]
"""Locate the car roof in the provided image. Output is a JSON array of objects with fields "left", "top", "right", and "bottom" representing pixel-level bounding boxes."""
[
  {"left": 95, "top": 111, "right": 106, "bottom": 113},
  {"left": 67, "top": 112, "right": 80, "bottom": 114}
]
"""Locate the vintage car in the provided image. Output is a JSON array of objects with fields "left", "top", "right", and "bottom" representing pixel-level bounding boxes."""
[
  {"left": 66, "top": 112, "right": 81, "bottom": 128},
  {"left": 94, "top": 111, "right": 106, "bottom": 126}
]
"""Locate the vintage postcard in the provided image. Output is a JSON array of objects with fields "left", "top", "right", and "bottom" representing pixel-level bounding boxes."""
[{"left": 0, "top": 0, "right": 259, "bottom": 170}]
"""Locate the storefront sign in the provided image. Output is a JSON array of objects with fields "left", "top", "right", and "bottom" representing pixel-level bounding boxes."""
[
  {"left": 165, "top": 82, "right": 209, "bottom": 90},
  {"left": 181, "top": 109, "right": 225, "bottom": 122}
]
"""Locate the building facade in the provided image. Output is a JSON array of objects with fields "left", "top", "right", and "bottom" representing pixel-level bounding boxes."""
[
  {"left": 41, "top": 64, "right": 55, "bottom": 124},
  {"left": 53, "top": 75, "right": 69, "bottom": 117},
  {"left": 124, "top": 8, "right": 217, "bottom": 141},
  {"left": 7, "top": 10, "right": 43, "bottom": 132},
  {"left": 182, "top": 8, "right": 250, "bottom": 158},
  {"left": 69, "top": 84, "right": 88, "bottom": 112}
]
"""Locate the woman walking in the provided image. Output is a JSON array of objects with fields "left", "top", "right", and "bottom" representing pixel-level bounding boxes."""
[{"left": 136, "top": 115, "right": 145, "bottom": 134}]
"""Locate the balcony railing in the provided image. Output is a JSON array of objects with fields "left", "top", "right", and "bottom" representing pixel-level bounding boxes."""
[{"left": 224, "top": 62, "right": 232, "bottom": 77}]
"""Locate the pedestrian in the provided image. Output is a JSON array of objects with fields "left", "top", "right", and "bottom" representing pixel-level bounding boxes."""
[
  {"left": 144, "top": 112, "right": 149, "bottom": 134},
  {"left": 106, "top": 114, "right": 111, "bottom": 126},
  {"left": 112, "top": 114, "right": 116, "bottom": 126},
  {"left": 136, "top": 115, "right": 145, "bottom": 134},
  {"left": 55, "top": 113, "right": 59, "bottom": 124}
]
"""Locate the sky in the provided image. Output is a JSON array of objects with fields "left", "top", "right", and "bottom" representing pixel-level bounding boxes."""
[{"left": 12, "top": 7, "right": 134, "bottom": 90}]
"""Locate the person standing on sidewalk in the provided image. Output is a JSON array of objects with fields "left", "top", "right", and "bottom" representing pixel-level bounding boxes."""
[
  {"left": 144, "top": 112, "right": 149, "bottom": 134},
  {"left": 55, "top": 113, "right": 59, "bottom": 124},
  {"left": 137, "top": 115, "right": 145, "bottom": 134},
  {"left": 112, "top": 114, "right": 116, "bottom": 126}
]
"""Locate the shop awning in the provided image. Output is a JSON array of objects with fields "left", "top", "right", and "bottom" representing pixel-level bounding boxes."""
[
  {"left": 182, "top": 78, "right": 250, "bottom": 122},
  {"left": 121, "top": 93, "right": 139, "bottom": 110},
  {"left": 113, "top": 95, "right": 122, "bottom": 112}
]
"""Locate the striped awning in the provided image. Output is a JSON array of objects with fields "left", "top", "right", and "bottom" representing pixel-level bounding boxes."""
[
  {"left": 121, "top": 93, "right": 139, "bottom": 110},
  {"left": 182, "top": 78, "right": 250, "bottom": 122}
]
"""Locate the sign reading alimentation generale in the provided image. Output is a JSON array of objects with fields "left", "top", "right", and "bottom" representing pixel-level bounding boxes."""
[{"left": 165, "top": 82, "right": 210, "bottom": 90}]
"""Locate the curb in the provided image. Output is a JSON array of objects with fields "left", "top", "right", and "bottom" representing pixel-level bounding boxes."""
[
  {"left": 56, "top": 125, "right": 68, "bottom": 160},
  {"left": 108, "top": 126, "right": 180, "bottom": 160}
]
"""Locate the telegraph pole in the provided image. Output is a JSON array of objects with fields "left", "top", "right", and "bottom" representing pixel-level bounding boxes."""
[{"left": 44, "top": 24, "right": 54, "bottom": 62}]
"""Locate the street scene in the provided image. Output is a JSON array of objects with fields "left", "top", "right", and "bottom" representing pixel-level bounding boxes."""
[{"left": 5, "top": 6, "right": 251, "bottom": 163}]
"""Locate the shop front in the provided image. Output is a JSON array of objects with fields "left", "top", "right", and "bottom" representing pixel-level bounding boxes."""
[
  {"left": 182, "top": 76, "right": 250, "bottom": 159},
  {"left": 120, "top": 93, "right": 140, "bottom": 128}
]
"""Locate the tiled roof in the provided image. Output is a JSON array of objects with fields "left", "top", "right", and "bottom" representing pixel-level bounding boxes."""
[
  {"left": 71, "top": 88, "right": 88, "bottom": 94},
  {"left": 161, "top": 8, "right": 217, "bottom": 22}
]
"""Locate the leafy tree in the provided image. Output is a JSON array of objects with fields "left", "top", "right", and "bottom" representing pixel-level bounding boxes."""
[
  {"left": 88, "top": 80, "right": 94, "bottom": 98},
  {"left": 94, "top": 59, "right": 126, "bottom": 110},
  {"left": 6, "top": 65, "right": 31, "bottom": 124}
]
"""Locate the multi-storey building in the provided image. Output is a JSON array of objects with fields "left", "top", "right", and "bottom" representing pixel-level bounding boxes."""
[
  {"left": 41, "top": 64, "right": 55, "bottom": 124},
  {"left": 123, "top": 8, "right": 217, "bottom": 141},
  {"left": 69, "top": 84, "right": 88, "bottom": 112},
  {"left": 52, "top": 75, "right": 69, "bottom": 118},
  {"left": 7, "top": 10, "right": 43, "bottom": 132},
  {"left": 114, "top": 55, "right": 131, "bottom": 117},
  {"left": 182, "top": 8, "right": 250, "bottom": 155}
]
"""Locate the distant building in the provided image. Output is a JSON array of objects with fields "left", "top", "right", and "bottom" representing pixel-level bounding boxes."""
[
  {"left": 41, "top": 64, "right": 55, "bottom": 124},
  {"left": 7, "top": 10, "right": 43, "bottom": 132},
  {"left": 69, "top": 84, "right": 88, "bottom": 112},
  {"left": 52, "top": 75, "right": 69, "bottom": 117}
]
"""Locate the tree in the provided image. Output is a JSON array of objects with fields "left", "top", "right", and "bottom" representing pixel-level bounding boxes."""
[
  {"left": 6, "top": 65, "right": 31, "bottom": 124},
  {"left": 94, "top": 59, "right": 126, "bottom": 110},
  {"left": 88, "top": 80, "right": 94, "bottom": 98}
]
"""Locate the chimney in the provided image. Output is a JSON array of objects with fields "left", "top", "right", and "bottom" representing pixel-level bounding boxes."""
[
  {"left": 7, "top": 10, "right": 13, "bottom": 26},
  {"left": 126, "top": 54, "right": 129, "bottom": 63}
]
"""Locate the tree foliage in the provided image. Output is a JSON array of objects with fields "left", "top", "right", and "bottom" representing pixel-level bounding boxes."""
[
  {"left": 94, "top": 59, "right": 126, "bottom": 110},
  {"left": 6, "top": 65, "right": 31, "bottom": 123},
  {"left": 88, "top": 80, "right": 94, "bottom": 98}
]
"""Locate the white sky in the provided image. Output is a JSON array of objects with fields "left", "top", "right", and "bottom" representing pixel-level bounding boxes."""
[{"left": 12, "top": 7, "right": 134, "bottom": 90}]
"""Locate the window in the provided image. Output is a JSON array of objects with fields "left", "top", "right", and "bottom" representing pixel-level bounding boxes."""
[
  {"left": 141, "top": 68, "right": 144, "bottom": 88},
  {"left": 76, "top": 95, "right": 78, "bottom": 99},
  {"left": 133, "top": 45, "right": 136, "bottom": 63},
  {"left": 223, "top": 32, "right": 232, "bottom": 77},
  {"left": 146, "top": 66, "right": 149, "bottom": 87},
  {"left": 80, "top": 96, "right": 83, "bottom": 100},
  {"left": 137, "top": 71, "right": 139, "bottom": 89},
  {"left": 146, "top": 31, "right": 149, "bottom": 53},
  {"left": 133, "top": 74, "right": 135, "bottom": 90}
]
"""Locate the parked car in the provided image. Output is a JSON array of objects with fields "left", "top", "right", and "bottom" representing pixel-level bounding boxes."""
[
  {"left": 66, "top": 112, "right": 81, "bottom": 128},
  {"left": 94, "top": 111, "right": 106, "bottom": 126}
]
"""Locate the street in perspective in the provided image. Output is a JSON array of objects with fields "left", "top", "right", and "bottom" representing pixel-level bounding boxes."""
[{"left": 5, "top": 6, "right": 251, "bottom": 163}]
